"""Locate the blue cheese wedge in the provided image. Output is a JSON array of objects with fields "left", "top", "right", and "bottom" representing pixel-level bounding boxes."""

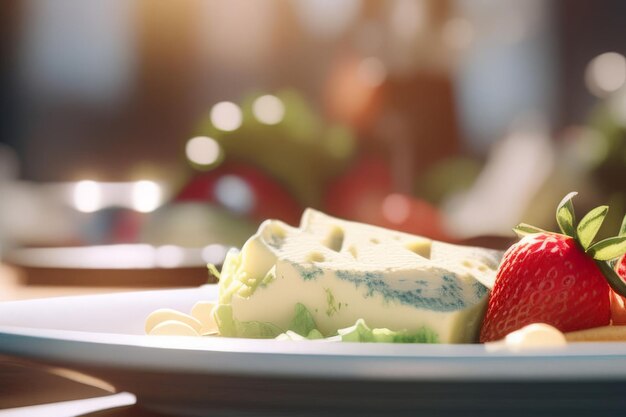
[{"left": 215, "top": 209, "right": 502, "bottom": 343}]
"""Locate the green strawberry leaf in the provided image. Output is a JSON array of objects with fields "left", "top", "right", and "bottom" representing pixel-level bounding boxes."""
[
  {"left": 556, "top": 191, "right": 578, "bottom": 238},
  {"left": 587, "top": 236, "right": 626, "bottom": 261},
  {"left": 513, "top": 223, "right": 547, "bottom": 238},
  {"left": 596, "top": 260, "right": 626, "bottom": 298},
  {"left": 609, "top": 215, "right": 626, "bottom": 268},
  {"left": 576, "top": 205, "right": 609, "bottom": 250}
]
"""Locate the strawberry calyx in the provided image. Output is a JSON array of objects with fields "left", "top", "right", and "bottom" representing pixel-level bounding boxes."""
[{"left": 513, "top": 192, "right": 626, "bottom": 297}]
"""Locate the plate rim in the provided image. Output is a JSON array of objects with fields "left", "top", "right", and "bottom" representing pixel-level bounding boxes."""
[{"left": 3, "top": 286, "right": 626, "bottom": 382}]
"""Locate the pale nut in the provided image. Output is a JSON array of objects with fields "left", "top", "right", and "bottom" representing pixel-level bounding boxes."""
[
  {"left": 145, "top": 308, "right": 202, "bottom": 334},
  {"left": 191, "top": 301, "right": 219, "bottom": 335},
  {"left": 148, "top": 319, "right": 200, "bottom": 336},
  {"left": 504, "top": 323, "right": 567, "bottom": 351}
]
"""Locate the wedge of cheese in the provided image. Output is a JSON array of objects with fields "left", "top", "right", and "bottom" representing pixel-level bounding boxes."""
[{"left": 215, "top": 209, "right": 501, "bottom": 343}]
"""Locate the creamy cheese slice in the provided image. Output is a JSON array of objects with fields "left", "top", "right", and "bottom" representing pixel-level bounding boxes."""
[{"left": 215, "top": 209, "right": 502, "bottom": 343}]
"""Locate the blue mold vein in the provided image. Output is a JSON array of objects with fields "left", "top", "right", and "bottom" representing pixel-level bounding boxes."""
[{"left": 334, "top": 270, "right": 486, "bottom": 312}]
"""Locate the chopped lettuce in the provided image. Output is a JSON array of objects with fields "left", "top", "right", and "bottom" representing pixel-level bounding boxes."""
[
  {"left": 275, "top": 305, "right": 439, "bottom": 344},
  {"left": 288, "top": 303, "right": 318, "bottom": 336},
  {"left": 217, "top": 300, "right": 439, "bottom": 343},
  {"left": 276, "top": 329, "right": 324, "bottom": 341},
  {"left": 337, "top": 319, "right": 439, "bottom": 343},
  {"left": 214, "top": 304, "right": 282, "bottom": 339}
]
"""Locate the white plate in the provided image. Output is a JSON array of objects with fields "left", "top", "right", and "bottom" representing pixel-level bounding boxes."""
[{"left": 2, "top": 285, "right": 626, "bottom": 415}]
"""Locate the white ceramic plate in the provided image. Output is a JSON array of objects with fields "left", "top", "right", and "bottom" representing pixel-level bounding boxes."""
[{"left": 2, "top": 285, "right": 626, "bottom": 415}]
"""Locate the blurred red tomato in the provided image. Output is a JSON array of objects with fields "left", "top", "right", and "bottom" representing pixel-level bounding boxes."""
[
  {"left": 325, "top": 156, "right": 451, "bottom": 241},
  {"left": 324, "top": 156, "right": 393, "bottom": 223},
  {"left": 378, "top": 193, "right": 451, "bottom": 241},
  {"left": 177, "top": 162, "right": 303, "bottom": 226}
]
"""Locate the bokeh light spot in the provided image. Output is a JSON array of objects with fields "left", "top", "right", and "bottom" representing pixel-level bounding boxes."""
[
  {"left": 185, "top": 136, "right": 222, "bottom": 166},
  {"left": 210, "top": 101, "right": 243, "bottom": 132},
  {"left": 155, "top": 245, "right": 184, "bottom": 268},
  {"left": 382, "top": 194, "right": 411, "bottom": 224},
  {"left": 132, "top": 180, "right": 161, "bottom": 213},
  {"left": 202, "top": 244, "right": 229, "bottom": 264},
  {"left": 585, "top": 52, "right": 626, "bottom": 97},
  {"left": 73, "top": 180, "right": 102, "bottom": 213},
  {"left": 252, "top": 95, "right": 286, "bottom": 125}
]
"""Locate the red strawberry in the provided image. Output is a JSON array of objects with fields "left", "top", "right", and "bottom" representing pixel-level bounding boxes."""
[
  {"left": 617, "top": 254, "right": 626, "bottom": 279},
  {"left": 610, "top": 254, "right": 626, "bottom": 324},
  {"left": 480, "top": 192, "right": 626, "bottom": 342},
  {"left": 480, "top": 233, "right": 610, "bottom": 342}
]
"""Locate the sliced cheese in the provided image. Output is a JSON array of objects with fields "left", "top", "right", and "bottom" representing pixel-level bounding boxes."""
[{"left": 216, "top": 209, "right": 502, "bottom": 343}]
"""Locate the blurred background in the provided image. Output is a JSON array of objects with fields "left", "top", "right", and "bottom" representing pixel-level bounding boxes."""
[{"left": 1, "top": 0, "right": 626, "bottom": 280}]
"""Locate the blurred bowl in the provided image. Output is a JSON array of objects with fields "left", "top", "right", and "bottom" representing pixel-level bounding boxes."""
[{"left": 3, "top": 244, "right": 220, "bottom": 287}]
